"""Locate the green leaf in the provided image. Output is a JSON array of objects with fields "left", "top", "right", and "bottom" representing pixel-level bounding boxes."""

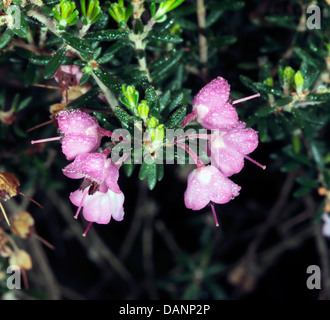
[
  {"left": 293, "top": 187, "right": 311, "bottom": 198},
  {"left": 93, "top": 68, "right": 123, "bottom": 94},
  {"left": 294, "top": 47, "right": 322, "bottom": 69},
  {"left": 253, "top": 82, "right": 282, "bottom": 96},
  {"left": 139, "top": 161, "right": 149, "bottom": 181},
  {"left": 157, "top": 163, "right": 164, "bottom": 181},
  {"left": 16, "top": 96, "right": 32, "bottom": 112},
  {"left": 210, "top": 35, "right": 237, "bottom": 47},
  {"left": 165, "top": 106, "right": 186, "bottom": 128},
  {"left": 255, "top": 107, "right": 276, "bottom": 117},
  {"left": 163, "top": 91, "right": 185, "bottom": 117},
  {"left": 66, "top": 88, "right": 101, "bottom": 109},
  {"left": 274, "top": 97, "right": 293, "bottom": 107},
  {"left": 148, "top": 32, "right": 183, "bottom": 43},
  {"left": 44, "top": 47, "right": 68, "bottom": 79},
  {"left": 59, "top": 32, "right": 94, "bottom": 54},
  {"left": 147, "top": 161, "right": 157, "bottom": 190},
  {"left": 122, "top": 163, "right": 135, "bottom": 177},
  {"left": 207, "top": 1, "right": 244, "bottom": 11},
  {"left": 145, "top": 86, "right": 159, "bottom": 118},
  {"left": 307, "top": 93, "right": 330, "bottom": 102},
  {"left": 24, "top": 62, "right": 37, "bottom": 87},
  {"left": 296, "top": 177, "right": 319, "bottom": 189},
  {"left": 265, "top": 15, "right": 297, "bottom": 29},
  {"left": 115, "top": 107, "right": 133, "bottom": 128},
  {"left": 84, "top": 30, "right": 129, "bottom": 41},
  {"left": 0, "top": 29, "right": 14, "bottom": 49},
  {"left": 79, "top": 72, "right": 91, "bottom": 85},
  {"left": 314, "top": 200, "right": 327, "bottom": 222}
]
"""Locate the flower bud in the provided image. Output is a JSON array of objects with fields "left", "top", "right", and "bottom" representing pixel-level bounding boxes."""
[
  {"left": 294, "top": 70, "right": 304, "bottom": 92},
  {"left": 138, "top": 100, "right": 149, "bottom": 121},
  {"left": 146, "top": 116, "right": 159, "bottom": 129}
]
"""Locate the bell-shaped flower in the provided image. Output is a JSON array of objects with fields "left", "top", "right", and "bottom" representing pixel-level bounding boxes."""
[
  {"left": 209, "top": 122, "right": 259, "bottom": 177},
  {"left": 62, "top": 152, "right": 121, "bottom": 194},
  {"left": 184, "top": 165, "right": 241, "bottom": 211},
  {"left": 192, "top": 77, "right": 239, "bottom": 130},
  {"left": 69, "top": 182, "right": 125, "bottom": 231},
  {"left": 31, "top": 110, "right": 113, "bottom": 161}
]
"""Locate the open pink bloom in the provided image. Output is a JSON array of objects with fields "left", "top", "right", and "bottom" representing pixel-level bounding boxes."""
[
  {"left": 57, "top": 110, "right": 103, "bottom": 160},
  {"left": 31, "top": 110, "right": 113, "bottom": 161},
  {"left": 62, "top": 152, "right": 121, "bottom": 194},
  {"left": 184, "top": 165, "right": 241, "bottom": 211},
  {"left": 70, "top": 182, "right": 125, "bottom": 225},
  {"left": 209, "top": 122, "right": 259, "bottom": 177},
  {"left": 192, "top": 77, "right": 239, "bottom": 130},
  {"left": 322, "top": 213, "right": 330, "bottom": 237}
]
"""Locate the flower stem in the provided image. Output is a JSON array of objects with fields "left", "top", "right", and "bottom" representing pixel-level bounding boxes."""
[
  {"left": 181, "top": 110, "right": 197, "bottom": 128},
  {"left": 31, "top": 136, "right": 61, "bottom": 144},
  {"left": 197, "top": 0, "right": 208, "bottom": 80},
  {"left": 211, "top": 203, "right": 219, "bottom": 227},
  {"left": 244, "top": 155, "right": 266, "bottom": 170},
  {"left": 232, "top": 93, "right": 260, "bottom": 105},
  {"left": 82, "top": 222, "right": 93, "bottom": 237},
  {"left": 175, "top": 142, "right": 204, "bottom": 168}
]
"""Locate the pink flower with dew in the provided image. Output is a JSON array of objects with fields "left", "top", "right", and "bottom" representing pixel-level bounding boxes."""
[
  {"left": 184, "top": 77, "right": 260, "bottom": 130},
  {"left": 31, "top": 110, "right": 113, "bottom": 161},
  {"left": 62, "top": 152, "right": 121, "bottom": 194},
  {"left": 322, "top": 213, "right": 330, "bottom": 237},
  {"left": 70, "top": 182, "right": 125, "bottom": 236},
  {"left": 209, "top": 122, "right": 263, "bottom": 177},
  {"left": 53, "top": 65, "right": 84, "bottom": 85},
  {"left": 184, "top": 165, "right": 241, "bottom": 212}
]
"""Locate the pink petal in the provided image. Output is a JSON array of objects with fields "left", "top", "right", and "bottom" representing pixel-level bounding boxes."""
[
  {"left": 104, "top": 161, "right": 121, "bottom": 193},
  {"left": 62, "top": 153, "right": 90, "bottom": 179},
  {"left": 107, "top": 189, "right": 125, "bottom": 221},
  {"left": 184, "top": 165, "right": 241, "bottom": 210},
  {"left": 192, "top": 77, "right": 230, "bottom": 110},
  {"left": 196, "top": 102, "right": 239, "bottom": 130},
  {"left": 61, "top": 134, "right": 101, "bottom": 160},
  {"left": 69, "top": 189, "right": 85, "bottom": 207},
  {"left": 57, "top": 110, "right": 99, "bottom": 135},
  {"left": 223, "top": 125, "right": 259, "bottom": 155},
  {"left": 210, "top": 147, "right": 244, "bottom": 177},
  {"left": 184, "top": 169, "right": 211, "bottom": 210},
  {"left": 82, "top": 191, "right": 112, "bottom": 224}
]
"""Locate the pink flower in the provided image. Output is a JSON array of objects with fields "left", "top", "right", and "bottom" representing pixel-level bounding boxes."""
[
  {"left": 54, "top": 65, "right": 84, "bottom": 85},
  {"left": 209, "top": 122, "right": 259, "bottom": 177},
  {"left": 184, "top": 165, "right": 241, "bottom": 211},
  {"left": 70, "top": 183, "right": 125, "bottom": 225},
  {"left": 57, "top": 110, "right": 103, "bottom": 160},
  {"left": 31, "top": 110, "right": 113, "bottom": 161},
  {"left": 192, "top": 77, "right": 239, "bottom": 130},
  {"left": 62, "top": 152, "right": 121, "bottom": 194},
  {"left": 322, "top": 213, "right": 330, "bottom": 237}
]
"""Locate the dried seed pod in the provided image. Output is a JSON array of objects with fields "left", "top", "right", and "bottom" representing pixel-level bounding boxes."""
[
  {"left": 9, "top": 249, "right": 32, "bottom": 270},
  {"left": 0, "top": 243, "right": 13, "bottom": 258},
  {"left": 10, "top": 211, "right": 35, "bottom": 239},
  {"left": 0, "top": 172, "right": 20, "bottom": 201}
]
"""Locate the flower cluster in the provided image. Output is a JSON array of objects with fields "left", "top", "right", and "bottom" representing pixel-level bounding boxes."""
[
  {"left": 183, "top": 77, "right": 264, "bottom": 225},
  {"left": 32, "top": 109, "right": 125, "bottom": 236}
]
